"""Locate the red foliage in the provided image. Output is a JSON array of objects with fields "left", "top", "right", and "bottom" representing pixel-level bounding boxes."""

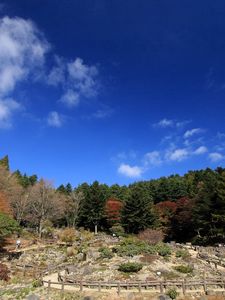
[
  {"left": 174, "top": 197, "right": 193, "bottom": 224},
  {"left": 156, "top": 201, "right": 177, "bottom": 220},
  {"left": 105, "top": 198, "right": 123, "bottom": 223},
  {"left": 0, "top": 192, "right": 12, "bottom": 216}
]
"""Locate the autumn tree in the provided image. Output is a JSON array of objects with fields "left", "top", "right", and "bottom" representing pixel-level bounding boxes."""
[
  {"left": 26, "top": 179, "right": 65, "bottom": 236},
  {"left": 105, "top": 197, "right": 123, "bottom": 226},
  {"left": 64, "top": 190, "right": 84, "bottom": 227}
]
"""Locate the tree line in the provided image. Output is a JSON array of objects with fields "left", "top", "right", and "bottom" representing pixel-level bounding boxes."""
[{"left": 0, "top": 155, "right": 225, "bottom": 245}]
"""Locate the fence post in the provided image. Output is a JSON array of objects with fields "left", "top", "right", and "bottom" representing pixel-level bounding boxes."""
[
  {"left": 61, "top": 281, "right": 64, "bottom": 295},
  {"left": 117, "top": 283, "right": 121, "bottom": 295},
  {"left": 47, "top": 280, "right": 51, "bottom": 300},
  {"left": 160, "top": 281, "right": 163, "bottom": 293},
  {"left": 137, "top": 282, "right": 140, "bottom": 292},
  {"left": 80, "top": 281, "right": 83, "bottom": 291},
  {"left": 182, "top": 280, "right": 186, "bottom": 295},
  {"left": 98, "top": 282, "right": 101, "bottom": 292},
  {"left": 23, "top": 264, "right": 26, "bottom": 277}
]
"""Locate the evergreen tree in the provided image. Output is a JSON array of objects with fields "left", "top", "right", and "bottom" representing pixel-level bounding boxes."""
[
  {"left": 121, "top": 184, "right": 157, "bottom": 234},
  {"left": 0, "top": 155, "right": 9, "bottom": 171},
  {"left": 65, "top": 183, "right": 73, "bottom": 195},
  {"left": 78, "top": 181, "right": 107, "bottom": 232}
]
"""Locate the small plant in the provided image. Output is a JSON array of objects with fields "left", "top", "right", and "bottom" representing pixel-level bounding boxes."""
[
  {"left": 32, "top": 279, "right": 42, "bottom": 288},
  {"left": 176, "top": 249, "right": 190, "bottom": 259},
  {"left": 118, "top": 262, "right": 143, "bottom": 273},
  {"left": 59, "top": 228, "right": 76, "bottom": 244},
  {"left": 110, "top": 225, "right": 125, "bottom": 237},
  {"left": 166, "top": 288, "right": 179, "bottom": 299},
  {"left": 156, "top": 243, "right": 172, "bottom": 257},
  {"left": 174, "top": 265, "right": 193, "bottom": 273},
  {"left": 98, "top": 247, "right": 114, "bottom": 259},
  {"left": 0, "top": 263, "right": 10, "bottom": 281}
]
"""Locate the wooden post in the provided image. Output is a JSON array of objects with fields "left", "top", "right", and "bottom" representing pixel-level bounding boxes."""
[
  {"left": 182, "top": 280, "right": 186, "bottom": 295},
  {"left": 98, "top": 282, "right": 101, "bottom": 292},
  {"left": 61, "top": 281, "right": 64, "bottom": 295},
  {"left": 80, "top": 281, "right": 83, "bottom": 291},
  {"left": 47, "top": 280, "right": 51, "bottom": 300},
  {"left": 23, "top": 265, "right": 26, "bottom": 277},
  {"left": 138, "top": 282, "right": 141, "bottom": 293},
  {"left": 117, "top": 283, "right": 121, "bottom": 295},
  {"left": 160, "top": 282, "right": 163, "bottom": 293}
]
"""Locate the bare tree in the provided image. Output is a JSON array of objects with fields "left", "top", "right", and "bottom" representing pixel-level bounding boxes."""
[
  {"left": 64, "top": 190, "right": 84, "bottom": 227},
  {"left": 27, "top": 179, "right": 64, "bottom": 237}
]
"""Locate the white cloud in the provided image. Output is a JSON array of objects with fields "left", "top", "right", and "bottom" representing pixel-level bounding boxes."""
[
  {"left": 166, "top": 148, "right": 189, "bottom": 162},
  {"left": 60, "top": 89, "right": 80, "bottom": 107},
  {"left": 0, "top": 98, "right": 21, "bottom": 128},
  {"left": 118, "top": 163, "right": 143, "bottom": 178},
  {"left": 48, "top": 57, "right": 99, "bottom": 108},
  {"left": 0, "top": 16, "right": 49, "bottom": 127},
  {"left": 208, "top": 152, "right": 224, "bottom": 163},
  {"left": 184, "top": 128, "right": 202, "bottom": 139},
  {"left": 47, "top": 111, "right": 63, "bottom": 127},
  {"left": 194, "top": 146, "right": 208, "bottom": 155},
  {"left": 144, "top": 151, "right": 162, "bottom": 166},
  {"left": 154, "top": 118, "right": 174, "bottom": 128}
]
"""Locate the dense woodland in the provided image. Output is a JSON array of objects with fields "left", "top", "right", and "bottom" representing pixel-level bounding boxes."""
[{"left": 0, "top": 155, "right": 225, "bottom": 245}]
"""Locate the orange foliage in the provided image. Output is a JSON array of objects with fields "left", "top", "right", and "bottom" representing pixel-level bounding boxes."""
[{"left": 0, "top": 192, "right": 12, "bottom": 216}]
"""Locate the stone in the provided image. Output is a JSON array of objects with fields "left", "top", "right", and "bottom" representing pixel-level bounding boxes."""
[
  {"left": 26, "top": 295, "right": 40, "bottom": 300},
  {"left": 83, "top": 297, "right": 94, "bottom": 300},
  {"left": 126, "top": 292, "right": 135, "bottom": 300},
  {"left": 158, "top": 295, "right": 171, "bottom": 300}
]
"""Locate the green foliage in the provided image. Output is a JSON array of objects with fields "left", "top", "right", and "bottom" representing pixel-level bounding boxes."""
[
  {"left": 0, "top": 155, "right": 9, "bottom": 170},
  {"left": 98, "top": 247, "right": 114, "bottom": 259},
  {"left": 118, "top": 262, "right": 143, "bottom": 273},
  {"left": 114, "top": 237, "right": 157, "bottom": 257},
  {"left": 176, "top": 249, "right": 190, "bottom": 259},
  {"left": 174, "top": 265, "right": 193, "bottom": 273},
  {"left": 110, "top": 224, "right": 125, "bottom": 237},
  {"left": 13, "top": 170, "right": 37, "bottom": 188},
  {"left": 32, "top": 278, "right": 42, "bottom": 287},
  {"left": 166, "top": 288, "right": 179, "bottom": 299},
  {"left": 156, "top": 243, "right": 172, "bottom": 256},
  {"left": 121, "top": 184, "right": 157, "bottom": 233},
  {"left": 0, "top": 213, "right": 20, "bottom": 239}
]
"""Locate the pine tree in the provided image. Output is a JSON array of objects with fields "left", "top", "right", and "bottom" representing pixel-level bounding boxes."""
[
  {"left": 0, "top": 155, "right": 9, "bottom": 171},
  {"left": 121, "top": 184, "right": 157, "bottom": 234}
]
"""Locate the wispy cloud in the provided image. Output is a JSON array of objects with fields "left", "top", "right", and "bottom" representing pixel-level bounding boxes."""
[
  {"left": 47, "top": 111, "right": 63, "bottom": 127},
  {"left": 183, "top": 128, "right": 203, "bottom": 139},
  {"left": 166, "top": 148, "right": 189, "bottom": 162},
  {"left": 118, "top": 163, "right": 143, "bottom": 178},
  {"left": 154, "top": 118, "right": 174, "bottom": 128},
  {"left": 144, "top": 151, "right": 162, "bottom": 166},
  {"left": 208, "top": 152, "right": 224, "bottom": 163},
  {"left": 0, "top": 16, "right": 49, "bottom": 127},
  {"left": 194, "top": 146, "right": 208, "bottom": 155},
  {"left": 48, "top": 56, "right": 99, "bottom": 108}
]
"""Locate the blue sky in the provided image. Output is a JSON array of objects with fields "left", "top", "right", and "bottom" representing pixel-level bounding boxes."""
[{"left": 0, "top": 0, "right": 225, "bottom": 187}]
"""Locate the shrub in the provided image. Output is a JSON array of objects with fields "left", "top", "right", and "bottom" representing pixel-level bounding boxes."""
[
  {"left": 176, "top": 249, "right": 190, "bottom": 259},
  {"left": 118, "top": 262, "right": 143, "bottom": 273},
  {"left": 59, "top": 228, "right": 76, "bottom": 244},
  {"left": 174, "top": 265, "right": 193, "bottom": 273},
  {"left": 98, "top": 247, "right": 114, "bottom": 259},
  {"left": 110, "top": 225, "right": 125, "bottom": 237},
  {"left": 166, "top": 288, "right": 179, "bottom": 299},
  {"left": 114, "top": 237, "right": 157, "bottom": 257},
  {"left": 156, "top": 243, "right": 172, "bottom": 256},
  {"left": 32, "top": 279, "right": 42, "bottom": 288},
  {"left": 0, "top": 213, "right": 20, "bottom": 239},
  {"left": 138, "top": 229, "right": 164, "bottom": 245},
  {"left": 0, "top": 263, "right": 10, "bottom": 281}
]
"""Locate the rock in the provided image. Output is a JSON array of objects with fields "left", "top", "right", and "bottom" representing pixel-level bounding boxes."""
[
  {"left": 76, "top": 253, "right": 84, "bottom": 261},
  {"left": 199, "top": 297, "right": 207, "bottom": 300},
  {"left": 66, "top": 246, "right": 78, "bottom": 257},
  {"left": 126, "top": 292, "right": 135, "bottom": 300},
  {"left": 26, "top": 295, "right": 40, "bottom": 300},
  {"left": 206, "top": 290, "right": 216, "bottom": 295},
  {"left": 158, "top": 295, "right": 171, "bottom": 300},
  {"left": 83, "top": 297, "right": 94, "bottom": 300},
  {"left": 82, "top": 265, "right": 93, "bottom": 276}
]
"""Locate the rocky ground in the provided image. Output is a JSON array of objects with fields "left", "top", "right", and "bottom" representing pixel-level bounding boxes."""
[{"left": 1, "top": 230, "right": 225, "bottom": 299}]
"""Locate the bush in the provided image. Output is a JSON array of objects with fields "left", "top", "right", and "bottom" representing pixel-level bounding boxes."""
[
  {"left": 0, "top": 263, "right": 10, "bottom": 281},
  {"left": 176, "top": 249, "right": 190, "bottom": 259},
  {"left": 174, "top": 265, "right": 193, "bottom": 273},
  {"left": 32, "top": 279, "right": 42, "bottom": 288},
  {"left": 110, "top": 225, "right": 125, "bottom": 237},
  {"left": 59, "top": 228, "right": 76, "bottom": 244},
  {"left": 166, "top": 288, "right": 179, "bottom": 299},
  {"left": 98, "top": 247, "right": 114, "bottom": 259},
  {"left": 114, "top": 237, "right": 157, "bottom": 257},
  {"left": 0, "top": 213, "right": 20, "bottom": 240},
  {"left": 118, "top": 262, "right": 143, "bottom": 273},
  {"left": 138, "top": 229, "right": 164, "bottom": 245},
  {"left": 156, "top": 243, "right": 172, "bottom": 256}
]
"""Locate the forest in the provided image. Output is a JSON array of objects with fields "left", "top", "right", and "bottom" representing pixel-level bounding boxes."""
[{"left": 1, "top": 154, "right": 225, "bottom": 246}]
